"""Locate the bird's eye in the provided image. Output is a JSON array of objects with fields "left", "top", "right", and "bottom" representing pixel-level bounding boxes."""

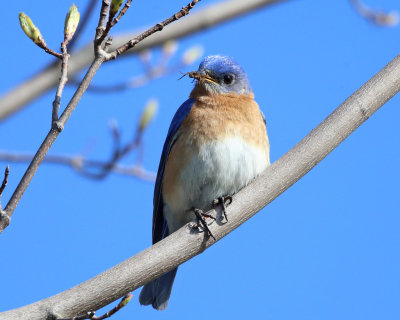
[{"left": 223, "top": 74, "right": 234, "bottom": 85}]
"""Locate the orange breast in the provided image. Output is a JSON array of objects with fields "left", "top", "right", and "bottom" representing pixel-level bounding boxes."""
[{"left": 162, "top": 90, "right": 270, "bottom": 214}]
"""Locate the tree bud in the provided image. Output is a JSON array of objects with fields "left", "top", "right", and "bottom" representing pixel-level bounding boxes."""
[
  {"left": 19, "top": 12, "right": 47, "bottom": 48},
  {"left": 64, "top": 4, "right": 80, "bottom": 43}
]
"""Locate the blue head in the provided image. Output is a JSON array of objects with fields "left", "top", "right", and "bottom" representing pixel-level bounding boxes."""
[{"left": 194, "top": 55, "right": 250, "bottom": 95}]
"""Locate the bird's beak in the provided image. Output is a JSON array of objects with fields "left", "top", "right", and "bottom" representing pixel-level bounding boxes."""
[
  {"left": 198, "top": 72, "right": 219, "bottom": 84},
  {"left": 179, "top": 71, "right": 218, "bottom": 84}
]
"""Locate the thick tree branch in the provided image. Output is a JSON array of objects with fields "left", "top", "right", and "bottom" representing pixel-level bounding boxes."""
[
  {"left": 62, "top": 294, "right": 133, "bottom": 320},
  {"left": 1, "top": 53, "right": 399, "bottom": 320},
  {"left": 0, "top": 0, "right": 290, "bottom": 121}
]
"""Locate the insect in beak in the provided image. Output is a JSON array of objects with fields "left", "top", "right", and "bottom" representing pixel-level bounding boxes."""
[{"left": 179, "top": 71, "right": 218, "bottom": 84}]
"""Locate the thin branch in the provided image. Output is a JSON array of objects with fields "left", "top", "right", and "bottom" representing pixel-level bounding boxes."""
[
  {"left": 52, "top": 43, "right": 70, "bottom": 123},
  {"left": 80, "top": 138, "right": 140, "bottom": 180},
  {"left": 62, "top": 294, "right": 133, "bottom": 320},
  {"left": 112, "top": 0, "right": 133, "bottom": 27},
  {"left": 29, "top": 31, "right": 63, "bottom": 59},
  {"left": 97, "top": 0, "right": 134, "bottom": 45},
  {"left": 0, "top": 56, "right": 105, "bottom": 234},
  {"left": 0, "top": 0, "right": 289, "bottom": 121},
  {"left": 41, "top": 46, "right": 63, "bottom": 59},
  {"left": 109, "top": 0, "right": 201, "bottom": 59},
  {"left": 0, "top": 166, "right": 10, "bottom": 210},
  {"left": 0, "top": 0, "right": 201, "bottom": 234},
  {"left": 1, "top": 50, "right": 399, "bottom": 320},
  {"left": 349, "top": 0, "right": 399, "bottom": 26},
  {"left": 68, "top": 120, "right": 148, "bottom": 180},
  {"left": 0, "top": 166, "right": 10, "bottom": 229},
  {"left": 96, "top": 0, "right": 110, "bottom": 41},
  {"left": 0, "top": 151, "right": 156, "bottom": 182}
]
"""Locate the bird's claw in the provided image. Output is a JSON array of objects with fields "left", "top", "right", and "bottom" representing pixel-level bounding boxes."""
[
  {"left": 212, "top": 196, "right": 232, "bottom": 222},
  {"left": 189, "top": 207, "right": 216, "bottom": 240}
]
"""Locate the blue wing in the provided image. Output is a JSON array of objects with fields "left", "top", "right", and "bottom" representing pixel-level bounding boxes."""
[{"left": 152, "top": 98, "right": 195, "bottom": 244}]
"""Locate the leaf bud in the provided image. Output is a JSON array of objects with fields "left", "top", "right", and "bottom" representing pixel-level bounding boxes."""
[
  {"left": 138, "top": 99, "right": 158, "bottom": 131},
  {"left": 64, "top": 4, "right": 80, "bottom": 43},
  {"left": 19, "top": 12, "right": 47, "bottom": 48}
]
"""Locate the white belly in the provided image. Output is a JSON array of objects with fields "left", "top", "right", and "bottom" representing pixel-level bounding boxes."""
[{"left": 163, "top": 136, "right": 269, "bottom": 232}]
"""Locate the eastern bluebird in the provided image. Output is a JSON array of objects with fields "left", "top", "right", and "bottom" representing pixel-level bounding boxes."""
[{"left": 139, "top": 55, "right": 270, "bottom": 310}]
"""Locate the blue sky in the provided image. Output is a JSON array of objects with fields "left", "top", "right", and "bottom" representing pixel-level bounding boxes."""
[{"left": 1, "top": 0, "right": 399, "bottom": 319}]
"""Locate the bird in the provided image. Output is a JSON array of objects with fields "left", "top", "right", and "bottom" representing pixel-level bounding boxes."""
[{"left": 139, "top": 55, "right": 270, "bottom": 310}]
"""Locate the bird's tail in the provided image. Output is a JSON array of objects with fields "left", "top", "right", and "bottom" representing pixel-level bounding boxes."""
[{"left": 139, "top": 268, "right": 178, "bottom": 310}]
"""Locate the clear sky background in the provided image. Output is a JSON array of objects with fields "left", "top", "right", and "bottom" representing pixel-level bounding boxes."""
[{"left": 1, "top": 0, "right": 399, "bottom": 319}]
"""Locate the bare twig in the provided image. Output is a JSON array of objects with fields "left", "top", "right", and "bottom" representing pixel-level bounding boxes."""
[
  {"left": 52, "top": 43, "right": 70, "bottom": 124},
  {"left": 110, "top": 0, "right": 201, "bottom": 59},
  {"left": 41, "top": 46, "right": 63, "bottom": 59},
  {"left": 81, "top": 137, "right": 141, "bottom": 179},
  {"left": 0, "top": 0, "right": 288, "bottom": 121},
  {"left": 0, "top": 151, "right": 156, "bottom": 182},
  {"left": 0, "top": 166, "right": 10, "bottom": 229},
  {"left": 0, "top": 0, "right": 201, "bottom": 234},
  {"left": 31, "top": 36, "right": 62, "bottom": 59},
  {"left": 96, "top": 0, "right": 110, "bottom": 42},
  {"left": 97, "top": 0, "right": 134, "bottom": 45},
  {"left": 0, "top": 56, "right": 105, "bottom": 234},
  {"left": 74, "top": 120, "right": 146, "bottom": 180},
  {"left": 65, "top": 312, "right": 95, "bottom": 320},
  {"left": 0, "top": 166, "right": 10, "bottom": 209},
  {"left": 349, "top": 0, "right": 399, "bottom": 26},
  {"left": 2, "top": 52, "right": 400, "bottom": 319},
  {"left": 63, "top": 294, "right": 133, "bottom": 320},
  {"left": 112, "top": 0, "right": 133, "bottom": 27}
]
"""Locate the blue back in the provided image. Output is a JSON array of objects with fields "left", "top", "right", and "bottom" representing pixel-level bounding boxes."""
[{"left": 152, "top": 98, "right": 195, "bottom": 243}]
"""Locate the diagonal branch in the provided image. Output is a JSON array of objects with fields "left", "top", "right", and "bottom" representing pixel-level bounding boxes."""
[
  {"left": 1, "top": 51, "right": 399, "bottom": 320},
  {"left": 0, "top": 0, "right": 291, "bottom": 121},
  {"left": 109, "top": 0, "right": 200, "bottom": 59},
  {"left": 0, "top": 56, "right": 105, "bottom": 234},
  {"left": 112, "top": 0, "right": 133, "bottom": 27},
  {"left": 0, "top": 0, "right": 201, "bottom": 234},
  {"left": 96, "top": 0, "right": 134, "bottom": 45}
]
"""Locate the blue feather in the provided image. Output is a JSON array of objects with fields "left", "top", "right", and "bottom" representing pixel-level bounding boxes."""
[
  {"left": 139, "top": 98, "right": 194, "bottom": 310},
  {"left": 151, "top": 97, "right": 195, "bottom": 243}
]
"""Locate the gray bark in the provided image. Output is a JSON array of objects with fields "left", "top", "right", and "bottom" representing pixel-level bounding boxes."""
[
  {"left": 0, "top": 0, "right": 289, "bottom": 121},
  {"left": 1, "top": 52, "right": 399, "bottom": 320}
]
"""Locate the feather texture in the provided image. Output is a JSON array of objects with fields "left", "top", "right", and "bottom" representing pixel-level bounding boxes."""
[{"left": 139, "top": 55, "right": 270, "bottom": 310}]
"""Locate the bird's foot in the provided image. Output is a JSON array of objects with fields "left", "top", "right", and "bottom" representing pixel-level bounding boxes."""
[
  {"left": 212, "top": 196, "right": 232, "bottom": 222},
  {"left": 188, "top": 207, "right": 216, "bottom": 240}
]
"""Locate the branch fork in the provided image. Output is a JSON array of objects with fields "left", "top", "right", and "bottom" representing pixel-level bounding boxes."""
[{"left": 1, "top": 0, "right": 202, "bottom": 235}]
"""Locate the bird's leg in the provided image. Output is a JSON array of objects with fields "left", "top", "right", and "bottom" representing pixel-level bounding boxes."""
[
  {"left": 188, "top": 207, "right": 216, "bottom": 240},
  {"left": 212, "top": 196, "right": 232, "bottom": 222}
]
